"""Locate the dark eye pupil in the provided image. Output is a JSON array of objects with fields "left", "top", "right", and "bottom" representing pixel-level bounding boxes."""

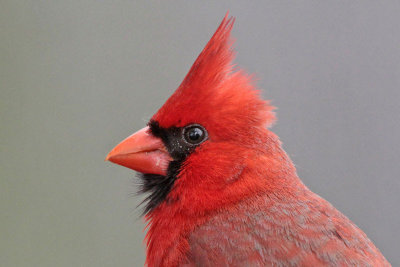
[
  {"left": 184, "top": 125, "right": 206, "bottom": 144},
  {"left": 188, "top": 128, "right": 202, "bottom": 141}
]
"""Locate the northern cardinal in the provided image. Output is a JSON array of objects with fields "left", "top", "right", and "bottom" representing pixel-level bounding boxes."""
[{"left": 106, "top": 15, "right": 390, "bottom": 267}]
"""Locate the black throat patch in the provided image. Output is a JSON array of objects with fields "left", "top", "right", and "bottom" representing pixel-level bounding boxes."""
[{"left": 138, "top": 120, "right": 199, "bottom": 215}]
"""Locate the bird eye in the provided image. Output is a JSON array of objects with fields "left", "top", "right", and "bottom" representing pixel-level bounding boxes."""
[{"left": 183, "top": 124, "right": 207, "bottom": 145}]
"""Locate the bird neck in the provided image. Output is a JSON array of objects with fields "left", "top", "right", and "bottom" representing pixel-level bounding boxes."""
[{"left": 143, "top": 132, "right": 303, "bottom": 266}]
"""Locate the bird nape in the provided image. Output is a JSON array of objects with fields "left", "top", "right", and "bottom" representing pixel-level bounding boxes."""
[{"left": 106, "top": 14, "right": 390, "bottom": 267}]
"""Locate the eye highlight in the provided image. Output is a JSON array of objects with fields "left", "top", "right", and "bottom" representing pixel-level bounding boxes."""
[{"left": 183, "top": 124, "right": 208, "bottom": 145}]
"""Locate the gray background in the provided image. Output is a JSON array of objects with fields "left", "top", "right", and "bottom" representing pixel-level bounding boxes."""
[{"left": 1, "top": 1, "right": 399, "bottom": 266}]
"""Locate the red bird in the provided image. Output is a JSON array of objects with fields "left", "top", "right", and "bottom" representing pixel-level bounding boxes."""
[{"left": 106, "top": 15, "right": 390, "bottom": 266}]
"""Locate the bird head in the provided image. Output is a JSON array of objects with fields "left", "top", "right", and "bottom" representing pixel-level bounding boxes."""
[{"left": 106, "top": 15, "right": 291, "bottom": 216}]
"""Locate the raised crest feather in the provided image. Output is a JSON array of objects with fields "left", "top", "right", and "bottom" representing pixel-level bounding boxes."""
[
  {"left": 180, "top": 13, "right": 235, "bottom": 89},
  {"left": 152, "top": 14, "right": 276, "bottom": 130}
]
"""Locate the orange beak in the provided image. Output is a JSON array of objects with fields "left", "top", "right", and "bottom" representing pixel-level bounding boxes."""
[{"left": 106, "top": 126, "right": 172, "bottom": 176}]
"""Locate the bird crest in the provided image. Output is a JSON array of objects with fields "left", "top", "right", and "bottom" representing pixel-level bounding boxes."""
[{"left": 152, "top": 14, "right": 276, "bottom": 133}]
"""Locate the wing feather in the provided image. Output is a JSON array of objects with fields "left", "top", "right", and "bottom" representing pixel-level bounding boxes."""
[{"left": 184, "top": 189, "right": 390, "bottom": 266}]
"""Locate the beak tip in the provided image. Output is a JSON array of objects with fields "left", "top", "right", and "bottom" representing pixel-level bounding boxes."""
[{"left": 105, "top": 153, "right": 113, "bottom": 162}]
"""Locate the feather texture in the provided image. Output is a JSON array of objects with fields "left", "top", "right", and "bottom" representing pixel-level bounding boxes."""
[
  {"left": 186, "top": 190, "right": 389, "bottom": 266},
  {"left": 134, "top": 14, "right": 390, "bottom": 266}
]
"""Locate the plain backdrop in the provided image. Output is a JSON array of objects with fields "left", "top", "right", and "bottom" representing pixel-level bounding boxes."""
[{"left": 1, "top": 1, "right": 399, "bottom": 266}]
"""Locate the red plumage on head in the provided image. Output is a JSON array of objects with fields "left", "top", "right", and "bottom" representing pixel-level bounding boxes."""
[{"left": 152, "top": 15, "right": 275, "bottom": 144}]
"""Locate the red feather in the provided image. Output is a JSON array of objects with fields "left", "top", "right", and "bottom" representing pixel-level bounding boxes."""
[{"left": 135, "top": 15, "right": 389, "bottom": 266}]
